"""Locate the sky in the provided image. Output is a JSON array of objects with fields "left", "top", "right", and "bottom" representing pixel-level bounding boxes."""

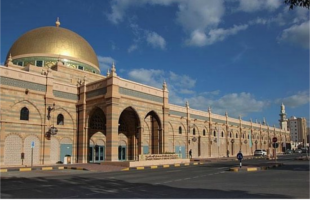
[{"left": 1, "top": 0, "right": 309, "bottom": 128}]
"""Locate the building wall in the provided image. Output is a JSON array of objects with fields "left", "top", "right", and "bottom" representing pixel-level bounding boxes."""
[{"left": 0, "top": 62, "right": 291, "bottom": 166}]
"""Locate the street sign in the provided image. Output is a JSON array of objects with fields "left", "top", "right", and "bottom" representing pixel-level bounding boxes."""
[
  {"left": 272, "top": 143, "right": 279, "bottom": 148},
  {"left": 272, "top": 137, "right": 277, "bottom": 143},
  {"left": 237, "top": 152, "right": 243, "bottom": 160},
  {"left": 31, "top": 141, "right": 35, "bottom": 148}
]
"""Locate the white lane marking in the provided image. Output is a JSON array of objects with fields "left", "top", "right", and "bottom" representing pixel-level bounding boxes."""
[
  {"left": 165, "top": 170, "right": 181, "bottom": 173},
  {"left": 217, "top": 167, "right": 228, "bottom": 169}
]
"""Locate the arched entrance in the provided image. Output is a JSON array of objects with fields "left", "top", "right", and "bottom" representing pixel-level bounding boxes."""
[
  {"left": 145, "top": 111, "right": 162, "bottom": 154},
  {"left": 88, "top": 107, "right": 106, "bottom": 163},
  {"left": 118, "top": 107, "right": 140, "bottom": 161}
]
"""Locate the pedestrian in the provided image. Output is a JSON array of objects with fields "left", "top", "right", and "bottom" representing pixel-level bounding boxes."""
[
  {"left": 227, "top": 149, "right": 230, "bottom": 157},
  {"left": 189, "top": 149, "right": 192, "bottom": 159}
]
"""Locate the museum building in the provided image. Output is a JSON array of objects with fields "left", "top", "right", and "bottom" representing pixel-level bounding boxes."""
[{"left": 0, "top": 19, "right": 291, "bottom": 166}]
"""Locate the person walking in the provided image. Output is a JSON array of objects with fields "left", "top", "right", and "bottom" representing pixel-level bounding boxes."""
[
  {"left": 227, "top": 149, "right": 230, "bottom": 157},
  {"left": 189, "top": 149, "right": 192, "bottom": 159}
]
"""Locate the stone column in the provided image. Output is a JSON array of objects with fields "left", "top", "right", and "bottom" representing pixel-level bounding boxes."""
[{"left": 105, "top": 66, "right": 120, "bottom": 161}]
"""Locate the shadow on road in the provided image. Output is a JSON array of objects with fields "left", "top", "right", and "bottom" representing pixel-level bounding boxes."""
[{"left": 1, "top": 174, "right": 292, "bottom": 199}]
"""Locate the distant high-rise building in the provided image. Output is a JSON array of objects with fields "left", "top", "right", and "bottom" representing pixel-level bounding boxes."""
[{"left": 288, "top": 116, "right": 307, "bottom": 148}]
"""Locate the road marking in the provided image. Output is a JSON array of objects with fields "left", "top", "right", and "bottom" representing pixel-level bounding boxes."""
[
  {"left": 163, "top": 165, "right": 170, "bottom": 168},
  {"left": 0, "top": 169, "right": 8, "bottom": 172},
  {"left": 151, "top": 166, "right": 158, "bottom": 169},
  {"left": 217, "top": 167, "right": 228, "bottom": 169},
  {"left": 166, "top": 170, "right": 181, "bottom": 173}
]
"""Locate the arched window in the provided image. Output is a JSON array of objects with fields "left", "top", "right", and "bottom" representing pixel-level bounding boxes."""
[
  {"left": 90, "top": 110, "right": 105, "bottom": 130},
  {"left": 230, "top": 132, "right": 232, "bottom": 138},
  {"left": 57, "top": 114, "right": 64, "bottom": 125},
  {"left": 179, "top": 126, "right": 182, "bottom": 134},
  {"left": 193, "top": 128, "right": 196, "bottom": 135},
  {"left": 214, "top": 131, "right": 216, "bottom": 137},
  {"left": 248, "top": 134, "right": 250, "bottom": 139},
  {"left": 20, "top": 107, "right": 29, "bottom": 120},
  {"left": 243, "top": 134, "right": 245, "bottom": 139},
  {"left": 221, "top": 131, "right": 223, "bottom": 137},
  {"left": 236, "top": 133, "right": 238, "bottom": 138},
  {"left": 203, "top": 129, "right": 206, "bottom": 136}
]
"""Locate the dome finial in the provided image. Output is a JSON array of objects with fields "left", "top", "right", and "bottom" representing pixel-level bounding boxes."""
[{"left": 56, "top": 17, "right": 60, "bottom": 27}]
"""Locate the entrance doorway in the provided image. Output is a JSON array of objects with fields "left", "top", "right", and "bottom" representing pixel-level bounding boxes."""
[
  {"left": 60, "top": 144, "right": 72, "bottom": 163},
  {"left": 89, "top": 145, "right": 105, "bottom": 163},
  {"left": 118, "top": 146, "right": 126, "bottom": 161}
]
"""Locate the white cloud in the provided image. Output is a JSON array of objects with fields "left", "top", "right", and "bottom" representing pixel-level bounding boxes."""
[
  {"left": 187, "top": 92, "right": 269, "bottom": 117},
  {"left": 128, "top": 44, "right": 138, "bottom": 53},
  {"left": 187, "top": 24, "right": 248, "bottom": 46},
  {"left": 278, "top": 20, "right": 310, "bottom": 49},
  {"left": 146, "top": 32, "right": 166, "bottom": 50},
  {"left": 176, "top": 0, "right": 225, "bottom": 32},
  {"left": 237, "top": 0, "right": 281, "bottom": 12},
  {"left": 128, "top": 68, "right": 164, "bottom": 88},
  {"left": 169, "top": 71, "right": 196, "bottom": 89},
  {"left": 97, "top": 56, "right": 115, "bottom": 73},
  {"left": 275, "top": 91, "right": 310, "bottom": 108}
]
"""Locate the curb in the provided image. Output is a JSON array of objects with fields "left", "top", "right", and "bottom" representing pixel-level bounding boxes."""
[
  {"left": 0, "top": 166, "right": 88, "bottom": 173},
  {"left": 121, "top": 162, "right": 205, "bottom": 171},
  {"left": 229, "top": 163, "right": 284, "bottom": 172}
]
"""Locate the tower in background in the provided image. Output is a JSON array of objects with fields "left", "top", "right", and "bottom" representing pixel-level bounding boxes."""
[{"left": 279, "top": 103, "right": 288, "bottom": 131}]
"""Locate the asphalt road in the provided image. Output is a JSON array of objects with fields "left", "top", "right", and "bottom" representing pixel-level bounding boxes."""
[{"left": 1, "top": 154, "right": 309, "bottom": 199}]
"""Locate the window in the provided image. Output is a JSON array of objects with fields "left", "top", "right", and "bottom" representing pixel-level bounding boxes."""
[
  {"left": 230, "top": 132, "right": 232, "bottom": 138},
  {"left": 36, "top": 60, "right": 43, "bottom": 67},
  {"left": 248, "top": 134, "right": 250, "bottom": 139},
  {"left": 20, "top": 107, "right": 29, "bottom": 120},
  {"left": 78, "top": 65, "right": 84, "bottom": 70},
  {"left": 203, "top": 129, "right": 206, "bottom": 136},
  {"left": 236, "top": 133, "right": 238, "bottom": 138},
  {"left": 193, "top": 128, "right": 196, "bottom": 135},
  {"left": 243, "top": 134, "right": 245, "bottom": 139},
  {"left": 179, "top": 126, "right": 182, "bottom": 134},
  {"left": 221, "top": 131, "right": 223, "bottom": 137},
  {"left": 57, "top": 114, "right": 64, "bottom": 125},
  {"left": 17, "top": 61, "right": 23, "bottom": 66},
  {"left": 214, "top": 131, "right": 216, "bottom": 137}
]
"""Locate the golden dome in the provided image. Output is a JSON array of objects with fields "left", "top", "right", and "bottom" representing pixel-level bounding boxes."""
[{"left": 8, "top": 26, "right": 99, "bottom": 70}]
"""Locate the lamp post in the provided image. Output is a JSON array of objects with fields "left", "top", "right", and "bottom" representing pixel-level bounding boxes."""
[{"left": 231, "top": 139, "right": 235, "bottom": 155}]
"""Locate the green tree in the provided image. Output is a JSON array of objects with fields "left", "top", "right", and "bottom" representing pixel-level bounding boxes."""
[{"left": 285, "top": 0, "right": 310, "bottom": 9}]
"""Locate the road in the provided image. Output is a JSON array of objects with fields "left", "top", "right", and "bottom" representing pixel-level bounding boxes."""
[{"left": 1, "top": 154, "right": 309, "bottom": 199}]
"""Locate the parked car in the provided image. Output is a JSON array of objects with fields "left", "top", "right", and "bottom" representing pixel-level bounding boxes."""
[
  {"left": 254, "top": 149, "right": 267, "bottom": 156},
  {"left": 284, "top": 149, "right": 292, "bottom": 154},
  {"left": 301, "top": 148, "right": 309, "bottom": 153},
  {"left": 294, "top": 149, "right": 302, "bottom": 153}
]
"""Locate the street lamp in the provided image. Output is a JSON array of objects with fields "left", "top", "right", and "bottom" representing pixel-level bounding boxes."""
[{"left": 231, "top": 139, "right": 235, "bottom": 155}]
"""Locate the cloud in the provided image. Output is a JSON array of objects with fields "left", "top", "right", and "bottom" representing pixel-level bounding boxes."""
[
  {"left": 169, "top": 71, "right": 196, "bottom": 89},
  {"left": 126, "top": 68, "right": 269, "bottom": 118},
  {"left": 146, "top": 32, "right": 166, "bottom": 50},
  {"left": 187, "top": 92, "right": 269, "bottom": 117},
  {"left": 176, "top": 0, "right": 225, "bottom": 32},
  {"left": 97, "top": 56, "right": 115, "bottom": 72},
  {"left": 278, "top": 20, "right": 310, "bottom": 49},
  {"left": 237, "top": 0, "right": 281, "bottom": 12},
  {"left": 186, "top": 24, "right": 248, "bottom": 46},
  {"left": 127, "top": 68, "right": 164, "bottom": 88},
  {"left": 275, "top": 91, "right": 310, "bottom": 108},
  {"left": 128, "top": 44, "right": 138, "bottom": 53}
]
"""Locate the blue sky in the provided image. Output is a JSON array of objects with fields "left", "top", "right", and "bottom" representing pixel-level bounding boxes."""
[{"left": 1, "top": 0, "right": 309, "bottom": 127}]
